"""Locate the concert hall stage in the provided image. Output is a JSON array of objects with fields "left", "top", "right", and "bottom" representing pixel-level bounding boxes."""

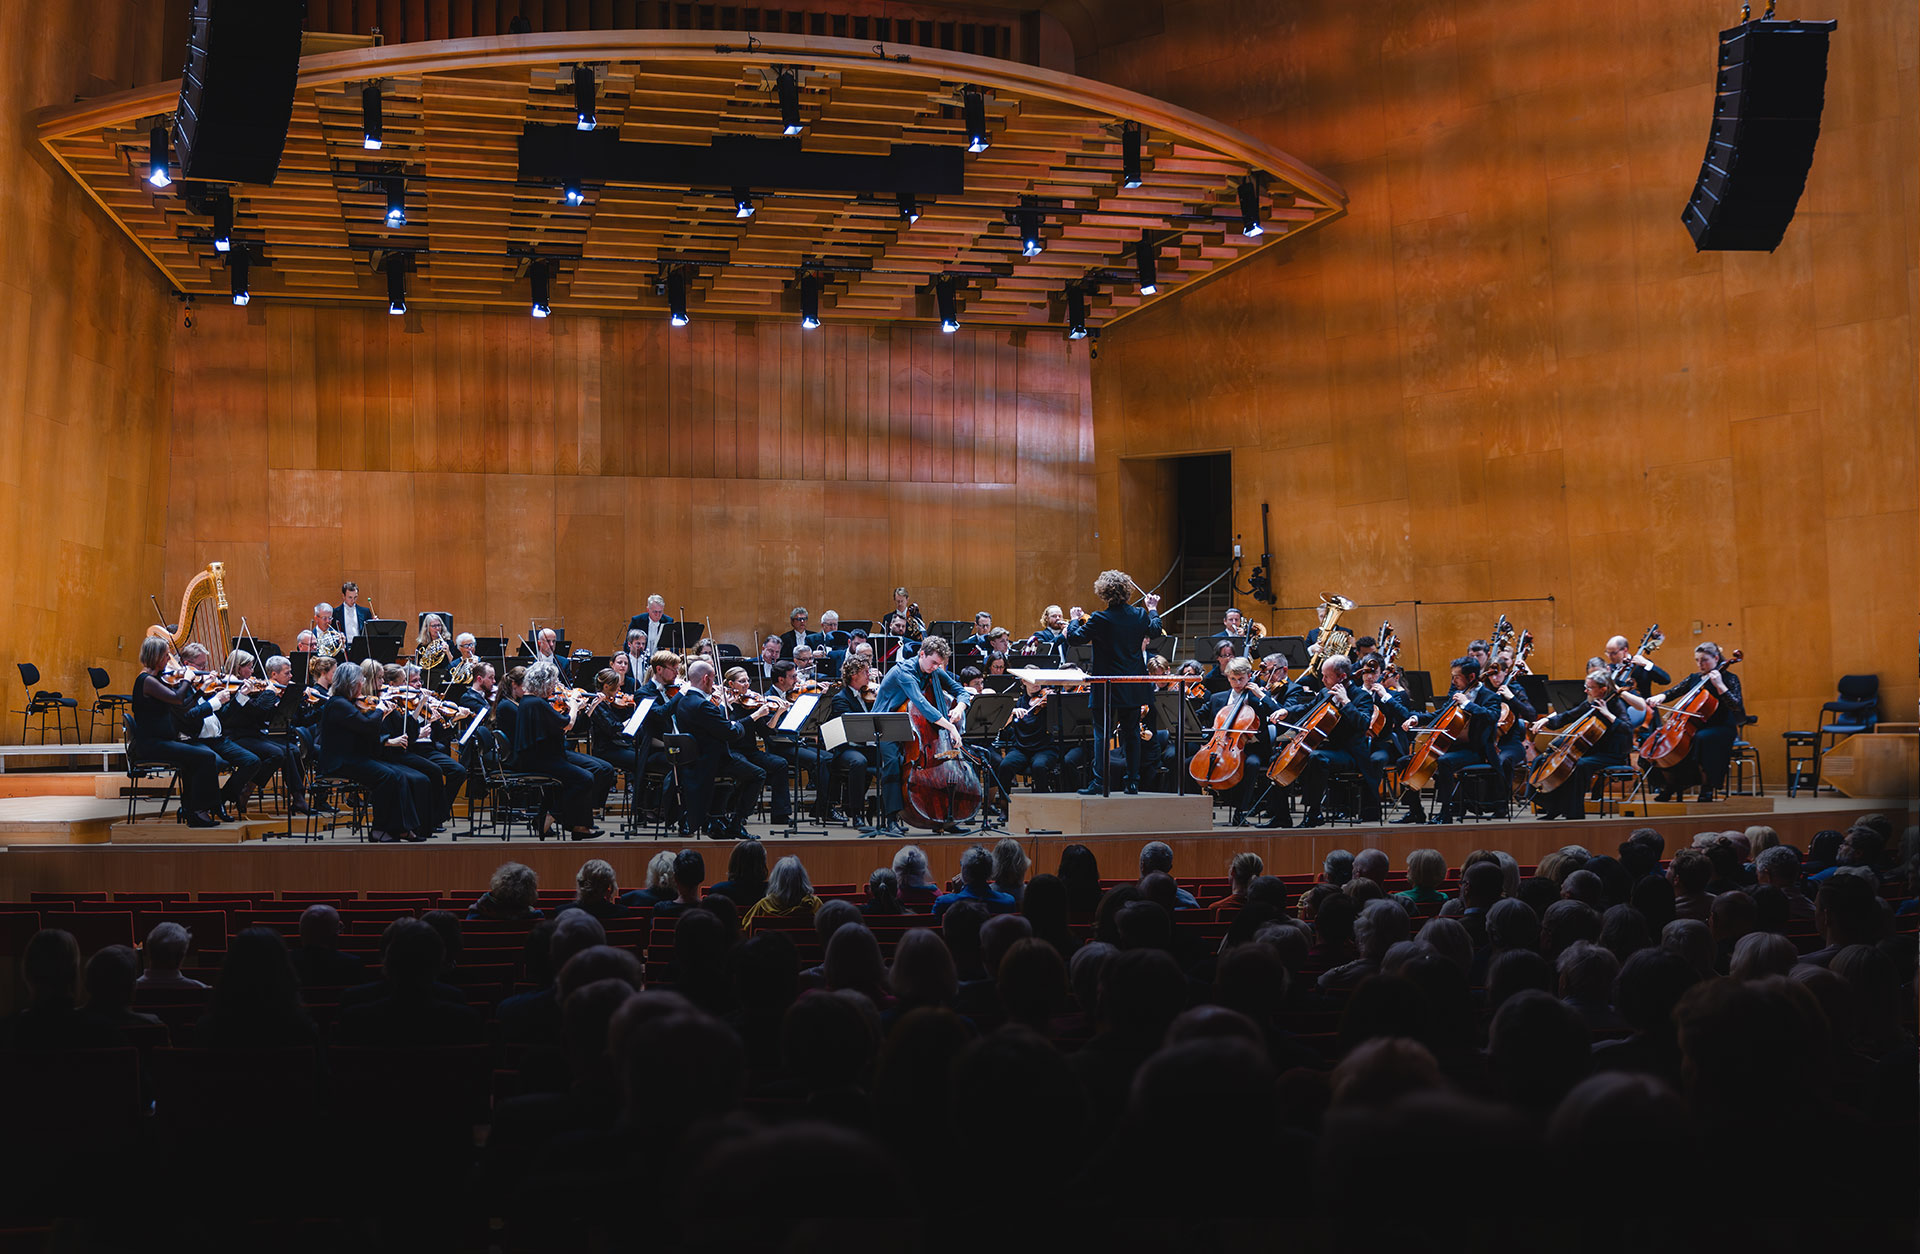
[{"left": 0, "top": 793, "right": 1899, "bottom": 901}]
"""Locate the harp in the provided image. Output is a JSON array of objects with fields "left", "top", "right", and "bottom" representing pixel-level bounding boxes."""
[{"left": 147, "top": 562, "right": 233, "bottom": 663}]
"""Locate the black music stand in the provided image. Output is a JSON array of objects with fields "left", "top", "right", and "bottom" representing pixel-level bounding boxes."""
[
  {"left": 358, "top": 619, "right": 406, "bottom": 665},
  {"left": 661, "top": 621, "right": 703, "bottom": 652},
  {"left": 773, "top": 692, "right": 837, "bottom": 838},
  {"left": 1144, "top": 634, "right": 1178, "bottom": 666},
  {"left": 930, "top": 621, "right": 971, "bottom": 645},
  {"left": 469, "top": 636, "right": 506, "bottom": 658},
  {"left": 1265, "top": 636, "right": 1312, "bottom": 669},
  {"left": 1155, "top": 687, "right": 1200, "bottom": 795},
  {"left": 1402, "top": 669, "right": 1436, "bottom": 710},
  {"left": 822, "top": 711, "right": 913, "bottom": 836},
  {"left": 1543, "top": 679, "right": 1588, "bottom": 715},
  {"left": 840, "top": 620, "right": 874, "bottom": 635},
  {"left": 1517, "top": 674, "right": 1550, "bottom": 713},
  {"left": 965, "top": 692, "right": 1017, "bottom": 741},
  {"left": 982, "top": 674, "right": 1019, "bottom": 694}
]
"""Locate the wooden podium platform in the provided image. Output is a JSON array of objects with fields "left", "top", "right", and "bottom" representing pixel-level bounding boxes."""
[
  {"left": 1008, "top": 792, "right": 1215, "bottom": 835},
  {"left": 1820, "top": 733, "right": 1917, "bottom": 799}
]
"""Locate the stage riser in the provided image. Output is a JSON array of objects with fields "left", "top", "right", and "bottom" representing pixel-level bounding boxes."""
[{"left": 0, "top": 808, "right": 1884, "bottom": 900}]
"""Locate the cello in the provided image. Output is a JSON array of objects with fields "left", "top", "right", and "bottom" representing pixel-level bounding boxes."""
[
  {"left": 1494, "top": 632, "right": 1533, "bottom": 737},
  {"left": 1402, "top": 688, "right": 1474, "bottom": 791},
  {"left": 1267, "top": 686, "right": 1350, "bottom": 786},
  {"left": 1526, "top": 699, "right": 1611, "bottom": 794},
  {"left": 895, "top": 681, "right": 983, "bottom": 830},
  {"left": 1188, "top": 688, "right": 1262, "bottom": 792},
  {"left": 1638, "top": 649, "right": 1741, "bottom": 769}
]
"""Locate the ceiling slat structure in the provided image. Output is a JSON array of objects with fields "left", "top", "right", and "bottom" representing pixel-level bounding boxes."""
[{"left": 38, "top": 31, "right": 1347, "bottom": 333}]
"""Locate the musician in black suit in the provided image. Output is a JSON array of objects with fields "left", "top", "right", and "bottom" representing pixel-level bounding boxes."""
[
  {"left": 997, "top": 679, "right": 1065, "bottom": 793},
  {"left": 586, "top": 667, "right": 640, "bottom": 819},
  {"left": 128, "top": 637, "right": 225, "bottom": 827},
  {"left": 1275, "top": 656, "right": 1375, "bottom": 827},
  {"left": 318, "top": 662, "right": 431, "bottom": 842},
  {"left": 515, "top": 660, "right": 613, "bottom": 840},
  {"left": 1646, "top": 643, "right": 1744, "bottom": 803},
  {"left": 755, "top": 661, "right": 829, "bottom": 822},
  {"left": 1196, "top": 658, "right": 1281, "bottom": 821},
  {"left": 1604, "top": 635, "right": 1671, "bottom": 699},
  {"left": 748, "top": 637, "right": 783, "bottom": 684},
  {"left": 1403, "top": 657, "right": 1500, "bottom": 826},
  {"left": 827, "top": 657, "right": 879, "bottom": 825},
  {"left": 1482, "top": 657, "right": 1537, "bottom": 785},
  {"left": 673, "top": 660, "right": 745, "bottom": 837},
  {"left": 224, "top": 652, "right": 316, "bottom": 816},
  {"left": 1063, "top": 570, "right": 1163, "bottom": 795},
  {"left": 1202, "top": 638, "right": 1238, "bottom": 697},
  {"left": 1209, "top": 607, "right": 1258, "bottom": 658},
  {"left": 454, "top": 663, "right": 497, "bottom": 795},
  {"left": 530, "top": 629, "right": 571, "bottom": 684},
  {"left": 778, "top": 607, "right": 825, "bottom": 660},
  {"left": 375, "top": 664, "right": 465, "bottom": 836},
  {"left": 1356, "top": 655, "right": 1415, "bottom": 817},
  {"left": 174, "top": 643, "right": 265, "bottom": 821},
  {"left": 330, "top": 582, "right": 376, "bottom": 645},
  {"left": 625, "top": 596, "right": 676, "bottom": 658},
  {"left": 959, "top": 611, "right": 995, "bottom": 652},
  {"left": 1529, "top": 670, "right": 1648, "bottom": 820},
  {"left": 494, "top": 666, "right": 526, "bottom": 768}
]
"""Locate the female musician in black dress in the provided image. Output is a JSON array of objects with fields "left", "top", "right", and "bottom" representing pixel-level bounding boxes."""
[
  {"left": 318, "top": 661, "right": 432, "bottom": 842},
  {"left": 516, "top": 659, "right": 615, "bottom": 840},
  {"left": 1647, "top": 642, "right": 1744, "bottom": 802},
  {"left": 587, "top": 666, "right": 640, "bottom": 818},
  {"left": 127, "top": 637, "right": 226, "bottom": 827}
]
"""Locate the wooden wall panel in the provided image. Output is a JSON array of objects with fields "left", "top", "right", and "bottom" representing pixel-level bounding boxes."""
[
  {"left": 0, "top": 0, "right": 175, "bottom": 741},
  {"left": 1081, "top": 0, "right": 1918, "bottom": 782},
  {"left": 161, "top": 305, "right": 1097, "bottom": 662}
]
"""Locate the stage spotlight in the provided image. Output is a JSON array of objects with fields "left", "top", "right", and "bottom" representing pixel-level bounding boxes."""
[
  {"left": 530, "top": 259, "right": 551, "bottom": 318},
  {"left": 1122, "top": 122, "right": 1142, "bottom": 188},
  {"left": 574, "top": 65, "right": 597, "bottom": 131},
  {"left": 1237, "top": 179, "right": 1263, "bottom": 237},
  {"left": 963, "top": 87, "right": 989, "bottom": 153},
  {"left": 935, "top": 275, "right": 960, "bottom": 332},
  {"left": 734, "top": 187, "right": 755, "bottom": 218},
  {"left": 386, "top": 256, "right": 408, "bottom": 315},
  {"left": 362, "top": 84, "right": 383, "bottom": 150},
  {"left": 229, "top": 248, "right": 249, "bottom": 306},
  {"left": 1136, "top": 232, "right": 1157, "bottom": 295},
  {"left": 799, "top": 271, "right": 822, "bottom": 329},
  {"left": 563, "top": 177, "right": 585, "bottom": 207},
  {"left": 898, "top": 191, "right": 920, "bottom": 224},
  {"left": 668, "top": 267, "right": 690, "bottom": 326},
  {"left": 147, "top": 125, "right": 172, "bottom": 188},
  {"left": 211, "top": 195, "right": 234, "bottom": 253},
  {"left": 778, "top": 68, "right": 803, "bottom": 135},
  {"left": 1017, "top": 202, "right": 1044, "bottom": 257},
  {"left": 1066, "top": 284, "right": 1088, "bottom": 339},
  {"left": 385, "top": 178, "right": 406, "bottom": 227}
]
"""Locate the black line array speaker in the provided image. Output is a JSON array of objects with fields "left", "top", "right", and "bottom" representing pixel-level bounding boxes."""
[
  {"left": 1682, "top": 18, "right": 1837, "bottom": 252},
  {"left": 174, "top": 0, "right": 310, "bottom": 185}
]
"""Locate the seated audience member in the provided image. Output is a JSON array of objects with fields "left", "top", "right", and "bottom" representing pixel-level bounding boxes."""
[
  {"left": 1320, "top": 899, "right": 1411, "bottom": 992},
  {"left": 1393, "top": 849, "right": 1450, "bottom": 908},
  {"left": 335, "top": 919, "right": 484, "bottom": 1047},
  {"left": 1139, "top": 842, "right": 1199, "bottom": 908},
  {"left": 290, "top": 904, "right": 367, "bottom": 988},
  {"left": 136, "top": 921, "right": 208, "bottom": 989},
  {"left": 1660, "top": 918, "right": 1716, "bottom": 981},
  {"left": 1667, "top": 849, "right": 1714, "bottom": 922},
  {"left": 996, "top": 938, "right": 1069, "bottom": 1032},
  {"left": 1556, "top": 941, "right": 1626, "bottom": 1032},
  {"left": 497, "top": 911, "right": 608, "bottom": 1049},
  {"left": 712, "top": 841, "right": 771, "bottom": 912},
  {"left": 886, "top": 927, "right": 959, "bottom": 1020},
  {"left": 0, "top": 930, "right": 117, "bottom": 1050},
  {"left": 743, "top": 857, "right": 825, "bottom": 929},
  {"left": 78, "top": 946, "right": 166, "bottom": 1039},
  {"left": 798, "top": 900, "right": 864, "bottom": 990},
  {"left": 420, "top": 910, "right": 464, "bottom": 980},
  {"left": 1056, "top": 843, "right": 1104, "bottom": 918},
  {"left": 1486, "top": 949, "right": 1554, "bottom": 1013},
  {"left": 1800, "top": 871, "right": 1882, "bottom": 967},
  {"left": 1019, "top": 873, "right": 1081, "bottom": 959},
  {"left": 1487, "top": 990, "right": 1591, "bottom": 1112},
  {"left": 823, "top": 926, "right": 892, "bottom": 1006},
  {"left": 1453, "top": 860, "right": 1506, "bottom": 949},
  {"left": 892, "top": 845, "right": 939, "bottom": 909},
  {"left": 1597, "top": 904, "right": 1653, "bottom": 965},
  {"left": 1540, "top": 900, "right": 1602, "bottom": 963},
  {"left": 653, "top": 848, "right": 708, "bottom": 918},
  {"left": 1752, "top": 845, "right": 1813, "bottom": 924},
  {"left": 1321, "top": 849, "right": 1355, "bottom": 887},
  {"left": 619, "top": 852, "right": 679, "bottom": 910},
  {"left": 197, "top": 927, "right": 317, "bottom": 1049},
  {"left": 991, "top": 838, "right": 1031, "bottom": 905},
  {"left": 862, "top": 868, "right": 905, "bottom": 916},
  {"left": 1309, "top": 893, "right": 1361, "bottom": 967},
  {"left": 1352, "top": 848, "right": 1390, "bottom": 885},
  {"left": 1590, "top": 948, "right": 1700, "bottom": 1088},
  {"left": 934, "top": 845, "right": 1017, "bottom": 918},
  {"left": 470, "top": 861, "right": 543, "bottom": 920},
  {"left": 1211, "top": 852, "right": 1265, "bottom": 918},
  {"left": 1559, "top": 869, "right": 1604, "bottom": 909},
  {"left": 571, "top": 859, "right": 629, "bottom": 921},
  {"left": 1729, "top": 931, "right": 1798, "bottom": 981}
]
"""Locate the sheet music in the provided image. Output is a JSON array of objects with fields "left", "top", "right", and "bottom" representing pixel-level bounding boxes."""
[
  {"left": 457, "top": 708, "right": 488, "bottom": 746},
  {"left": 821, "top": 714, "right": 850, "bottom": 751},
  {"left": 1011, "top": 666, "right": 1089, "bottom": 685},
  {"left": 622, "top": 696, "right": 655, "bottom": 737},
  {"left": 778, "top": 693, "right": 819, "bottom": 733}
]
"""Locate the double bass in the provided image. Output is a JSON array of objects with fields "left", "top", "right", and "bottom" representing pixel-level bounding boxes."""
[
  {"left": 1637, "top": 650, "right": 1742, "bottom": 769},
  {"left": 895, "top": 683, "right": 983, "bottom": 829}
]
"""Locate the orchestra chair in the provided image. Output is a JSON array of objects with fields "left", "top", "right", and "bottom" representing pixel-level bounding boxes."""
[
  {"left": 1783, "top": 673, "right": 1878, "bottom": 797},
  {"left": 1595, "top": 765, "right": 1646, "bottom": 817},
  {"left": 484, "top": 735, "right": 564, "bottom": 841},
  {"left": 1727, "top": 715, "right": 1763, "bottom": 796},
  {"left": 121, "top": 712, "right": 182, "bottom": 825},
  {"left": 304, "top": 774, "right": 369, "bottom": 842},
  {"left": 1312, "top": 770, "right": 1369, "bottom": 826},
  {"left": 1447, "top": 764, "right": 1512, "bottom": 822},
  {"left": 87, "top": 667, "right": 131, "bottom": 742},
  {"left": 15, "top": 663, "right": 79, "bottom": 744}
]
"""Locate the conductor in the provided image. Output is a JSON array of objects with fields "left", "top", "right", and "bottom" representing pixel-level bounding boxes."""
[{"left": 1065, "top": 569, "right": 1163, "bottom": 795}]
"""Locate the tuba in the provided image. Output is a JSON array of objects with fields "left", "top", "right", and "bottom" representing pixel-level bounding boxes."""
[{"left": 1307, "top": 593, "right": 1356, "bottom": 668}]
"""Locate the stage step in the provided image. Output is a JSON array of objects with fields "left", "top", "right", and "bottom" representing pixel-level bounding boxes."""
[
  {"left": 1610, "top": 797, "right": 1776, "bottom": 819},
  {"left": 109, "top": 817, "right": 275, "bottom": 845},
  {"left": 0, "top": 771, "right": 114, "bottom": 799}
]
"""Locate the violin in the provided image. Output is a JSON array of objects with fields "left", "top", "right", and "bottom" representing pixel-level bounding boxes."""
[
  {"left": 1188, "top": 685, "right": 1262, "bottom": 791},
  {"left": 1638, "top": 649, "right": 1742, "bottom": 769},
  {"left": 547, "top": 685, "right": 594, "bottom": 714}
]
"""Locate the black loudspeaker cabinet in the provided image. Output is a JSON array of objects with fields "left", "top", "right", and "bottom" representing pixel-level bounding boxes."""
[
  {"left": 175, "top": 0, "right": 310, "bottom": 185},
  {"left": 1682, "top": 18, "right": 1837, "bottom": 252}
]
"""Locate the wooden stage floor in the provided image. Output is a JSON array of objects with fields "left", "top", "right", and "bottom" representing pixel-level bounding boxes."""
[{"left": 0, "top": 788, "right": 1905, "bottom": 899}]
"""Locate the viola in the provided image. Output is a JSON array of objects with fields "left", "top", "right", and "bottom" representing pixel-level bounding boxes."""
[
  {"left": 892, "top": 680, "right": 983, "bottom": 830},
  {"left": 1188, "top": 686, "right": 1262, "bottom": 791},
  {"left": 1638, "top": 650, "right": 1741, "bottom": 768},
  {"left": 1402, "top": 690, "right": 1473, "bottom": 791}
]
